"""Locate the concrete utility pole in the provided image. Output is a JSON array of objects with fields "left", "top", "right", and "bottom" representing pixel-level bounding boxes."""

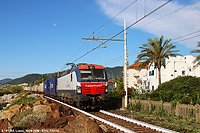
[
  {"left": 81, "top": 21, "right": 128, "bottom": 108},
  {"left": 124, "top": 20, "right": 128, "bottom": 108}
]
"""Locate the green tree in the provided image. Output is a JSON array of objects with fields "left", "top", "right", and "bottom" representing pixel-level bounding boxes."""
[
  {"left": 29, "top": 81, "right": 34, "bottom": 87},
  {"left": 190, "top": 41, "right": 200, "bottom": 67},
  {"left": 135, "top": 36, "right": 180, "bottom": 86},
  {"left": 113, "top": 78, "right": 123, "bottom": 91},
  {"left": 39, "top": 75, "right": 46, "bottom": 83}
]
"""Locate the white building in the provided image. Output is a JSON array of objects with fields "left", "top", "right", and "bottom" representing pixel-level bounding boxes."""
[
  {"left": 127, "top": 62, "right": 148, "bottom": 93},
  {"left": 127, "top": 55, "right": 200, "bottom": 91}
]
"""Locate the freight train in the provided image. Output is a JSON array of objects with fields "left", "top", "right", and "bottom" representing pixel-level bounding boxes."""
[{"left": 25, "top": 64, "right": 109, "bottom": 109}]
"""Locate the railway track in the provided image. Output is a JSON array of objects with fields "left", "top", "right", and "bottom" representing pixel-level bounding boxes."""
[{"left": 45, "top": 96, "right": 178, "bottom": 133}]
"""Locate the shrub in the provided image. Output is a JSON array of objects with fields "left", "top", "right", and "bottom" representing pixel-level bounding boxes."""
[
  {"left": 155, "top": 105, "right": 166, "bottom": 117},
  {"left": 5, "top": 97, "right": 38, "bottom": 110},
  {"left": 14, "top": 109, "right": 33, "bottom": 125},
  {"left": 17, "top": 91, "right": 31, "bottom": 98},
  {"left": 109, "top": 78, "right": 125, "bottom": 98},
  {"left": 0, "top": 101, "right": 5, "bottom": 110},
  {"left": 128, "top": 100, "right": 142, "bottom": 112},
  {"left": 0, "top": 89, "right": 13, "bottom": 96},
  {"left": 150, "top": 76, "right": 200, "bottom": 105},
  {"left": 8, "top": 86, "right": 23, "bottom": 93},
  {"left": 15, "top": 113, "right": 46, "bottom": 129}
]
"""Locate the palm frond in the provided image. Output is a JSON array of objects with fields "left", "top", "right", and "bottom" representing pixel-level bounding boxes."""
[
  {"left": 193, "top": 55, "right": 200, "bottom": 64},
  {"left": 135, "top": 36, "right": 180, "bottom": 85}
]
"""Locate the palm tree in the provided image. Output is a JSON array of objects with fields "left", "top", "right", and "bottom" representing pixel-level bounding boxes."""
[
  {"left": 135, "top": 36, "right": 180, "bottom": 86},
  {"left": 190, "top": 41, "right": 200, "bottom": 67}
]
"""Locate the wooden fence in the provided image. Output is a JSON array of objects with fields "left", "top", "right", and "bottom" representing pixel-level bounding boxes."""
[{"left": 122, "top": 98, "right": 200, "bottom": 121}]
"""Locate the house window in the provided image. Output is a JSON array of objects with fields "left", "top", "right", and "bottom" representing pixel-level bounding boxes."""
[
  {"left": 149, "top": 70, "right": 154, "bottom": 76},
  {"left": 149, "top": 71, "right": 151, "bottom": 76},
  {"left": 151, "top": 70, "right": 154, "bottom": 76},
  {"left": 152, "top": 86, "right": 154, "bottom": 91},
  {"left": 182, "top": 70, "right": 185, "bottom": 76}
]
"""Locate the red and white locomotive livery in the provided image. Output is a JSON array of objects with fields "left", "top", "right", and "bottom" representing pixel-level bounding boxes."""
[{"left": 57, "top": 64, "right": 109, "bottom": 109}]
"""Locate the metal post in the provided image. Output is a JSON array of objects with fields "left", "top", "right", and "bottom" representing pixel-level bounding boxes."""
[
  {"left": 124, "top": 20, "right": 128, "bottom": 108},
  {"left": 58, "top": 68, "right": 59, "bottom": 77},
  {"left": 111, "top": 71, "right": 113, "bottom": 81}
]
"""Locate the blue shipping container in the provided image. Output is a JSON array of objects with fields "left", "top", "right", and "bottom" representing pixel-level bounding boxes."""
[
  {"left": 44, "top": 80, "right": 50, "bottom": 94},
  {"left": 49, "top": 77, "right": 57, "bottom": 95}
]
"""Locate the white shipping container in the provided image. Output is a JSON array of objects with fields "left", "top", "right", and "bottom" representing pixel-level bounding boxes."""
[{"left": 38, "top": 82, "right": 44, "bottom": 92}]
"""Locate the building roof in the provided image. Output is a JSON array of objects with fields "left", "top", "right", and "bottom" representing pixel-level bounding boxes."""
[{"left": 127, "top": 62, "right": 148, "bottom": 69}]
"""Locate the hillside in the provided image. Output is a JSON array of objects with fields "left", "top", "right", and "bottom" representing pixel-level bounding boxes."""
[
  {"left": 9, "top": 72, "right": 57, "bottom": 85},
  {"left": 6, "top": 66, "right": 122, "bottom": 85},
  {"left": 9, "top": 74, "right": 41, "bottom": 85},
  {"left": 105, "top": 66, "right": 123, "bottom": 80},
  {"left": 0, "top": 78, "right": 12, "bottom": 84}
]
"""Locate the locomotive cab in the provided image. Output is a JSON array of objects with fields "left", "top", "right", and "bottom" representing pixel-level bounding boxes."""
[{"left": 57, "top": 64, "right": 109, "bottom": 109}]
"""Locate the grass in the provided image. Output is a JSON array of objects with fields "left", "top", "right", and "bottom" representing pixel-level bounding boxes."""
[
  {"left": 4, "top": 96, "right": 38, "bottom": 110},
  {"left": 118, "top": 109, "right": 200, "bottom": 132},
  {"left": 17, "top": 91, "right": 32, "bottom": 98}
]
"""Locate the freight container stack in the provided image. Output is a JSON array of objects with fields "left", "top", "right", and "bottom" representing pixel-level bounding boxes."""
[
  {"left": 44, "top": 80, "right": 50, "bottom": 94},
  {"left": 39, "top": 82, "right": 44, "bottom": 92},
  {"left": 49, "top": 77, "right": 57, "bottom": 95}
]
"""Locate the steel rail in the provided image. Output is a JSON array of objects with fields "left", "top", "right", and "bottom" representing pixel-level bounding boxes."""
[
  {"left": 45, "top": 96, "right": 135, "bottom": 133},
  {"left": 100, "top": 110, "right": 179, "bottom": 133}
]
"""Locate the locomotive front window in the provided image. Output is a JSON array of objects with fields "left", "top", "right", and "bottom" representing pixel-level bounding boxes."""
[
  {"left": 79, "top": 70, "right": 93, "bottom": 80},
  {"left": 93, "top": 69, "right": 105, "bottom": 80},
  {"left": 79, "top": 69, "right": 105, "bottom": 81}
]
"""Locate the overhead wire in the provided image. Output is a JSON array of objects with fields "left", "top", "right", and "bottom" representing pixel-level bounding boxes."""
[
  {"left": 103, "top": 34, "right": 200, "bottom": 66},
  {"left": 62, "top": 0, "right": 200, "bottom": 70},
  {"left": 103, "top": 50, "right": 139, "bottom": 64},
  {"left": 127, "top": 0, "right": 200, "bottom": 35},
  {"left": 86, "top": 35, "right": 124, "bottom": 63},
  {"left": 101, "top": 0, "right": 200, "bottom": 66},
  {"left": 172, "top": 34, "right": 200, "bottom": 44},
  {"left": 61, "top": 0, "right": 139, "bottom": 70},
  {"left": 98, "top": 30, "right": 122, "bottom": 38},
  {"left": 103, "top": 30, "right": 200, "bottom": 66},
  {"left": 72, "top": 0, "right": 172, "bottom": 63},
  {"left": 103, "top": 51, "right": 141, "bottom": 66},
  {"left": 97, "top": 0, "right": 138, "bottom": 30},
  {"left": 172, "top": 30, "right": 200, "bottom": 40},
  {"left": 60, "top": 39, "right": 91, "bottom": 71}
]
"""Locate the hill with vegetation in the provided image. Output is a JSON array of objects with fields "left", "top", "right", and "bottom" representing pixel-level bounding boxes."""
[
  {"left": 9, "top": 74, "right": 41, "bottom": 85},
  {"left": 105, "top": 66, "right": 123, "bottom": 80},
  {"left": 0, "top": 78, "right": 12, "bottom": 84},
  {"left": 5, "top": 66, "right": 122, "bottom": 85}
]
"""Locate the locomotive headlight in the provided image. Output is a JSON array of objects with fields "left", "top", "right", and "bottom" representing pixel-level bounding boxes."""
[
  {"left": 77, "top": 86, "right": 81, "bottom": 94},
  {"left": 105, "top": 85, "right": 108, "bottom": 93}
]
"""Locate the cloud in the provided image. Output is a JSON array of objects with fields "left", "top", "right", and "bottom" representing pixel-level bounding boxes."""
[{"left": 96, "top": 0, "right": 200, "bottom": 48}]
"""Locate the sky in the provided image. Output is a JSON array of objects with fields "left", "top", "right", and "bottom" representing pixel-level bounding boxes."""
[{"left": 0, "top": 0, "right": 200, "bottom": 80}]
